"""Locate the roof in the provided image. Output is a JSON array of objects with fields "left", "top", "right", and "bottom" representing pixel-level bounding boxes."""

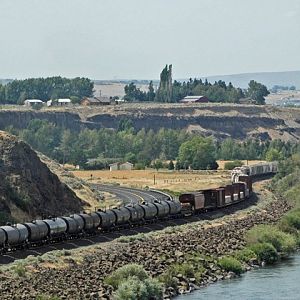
[
  {"left": 121, "top": 162, "right": 133, "bottom": 166},
  {"left": 83, "top": 97, "right": 111, "bottom": 104},
  {"left": 24, "top": 99, "right": 43, "bottom": 103},
  {"left": 179, "top": 95, "right": 209, "bottom": 103},
  {"left": 58, "top": 98, "right": 71, "bottom": 103},
  {"left": 109, "top": 162, "right": 133, "bottom": 167},
  {"left": 183, "top": 96, "right": 206, "bottom": 99}
]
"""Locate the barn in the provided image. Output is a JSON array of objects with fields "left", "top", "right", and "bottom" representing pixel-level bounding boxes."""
[{"left": 179, "top": 95, "right": 210, "bottom": 103}]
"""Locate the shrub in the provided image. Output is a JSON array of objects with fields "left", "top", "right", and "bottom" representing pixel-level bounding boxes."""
[
  {"left": 235, "top": 248, "right": 257, "bottom": 263},
  {"left": 249, "top": 243, "right": 278, "bottom": 264},
  {"left": 246, "top": 225, "right": 297, "bottom": 254},
  {"left": 224, "top": 160, "right": 243, "bottom": 170},
  {"left": 104, "top": 264, "right": 148, "bottom": 289},
  {"left": 279, "top": 209, "right": 300, "bottom": 233},
  {"left": 13, "top": 263, "right": 26, "bottom": 277},
  {"left": 115, "top": 277, "right": 163, "bottom": 300},
  {"left": 160, "top": 261, "right": 205, "bottom": 288},
  {"left": 159, "top": 272, "right": 178, "bottom": 289},
  {"left": 218, "top": 257, "right": 243, "bottom": 275}
]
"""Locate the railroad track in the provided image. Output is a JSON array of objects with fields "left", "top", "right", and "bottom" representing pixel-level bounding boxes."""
[
  {"left": 91, "top": 184, "right": 172, "bottom": 205},
  {"left": 0, "top": 192, "right": 259, "bottom": 265}
]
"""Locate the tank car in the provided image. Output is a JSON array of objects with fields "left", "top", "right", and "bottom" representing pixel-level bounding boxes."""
[
  {"left": 153, "top": 200, "right": 170, "bottom": 218},
  {"left": 125, "top": 205, "right": 145, "bottom": 224},
  {"left": 24, "top": 220, "right": 48, "bottom": 244},
  {"left": 77, "top": 213, "right": 95, "bottom": 231},
  {"left": 96, "top": 209, "right": 116, "bottom": 230},
  {"left": 61, "top": 216, "right": 83, "bottom": 236},
  {"left": 42, "top": 218, "right": 67, "bottom": 240},
  {"left": 1, "top": 225, "right": 29, "bottom": 249},
  {"left": 165, "top": 200, "right": 181, "bottom": 216},
  {"left": 112, "top": 207, "right": 131, "bottom": 226},
  {"left": 140, "top": 203, "right": 158, "bottom": 220}
]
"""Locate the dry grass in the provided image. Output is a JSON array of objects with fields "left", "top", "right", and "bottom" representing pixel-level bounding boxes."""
[
  {"left": 72, "top": 169, "right": 231, "bottom": 193},
  {"left": 72, "top": 160, "right": 265, "bottom": 193}
]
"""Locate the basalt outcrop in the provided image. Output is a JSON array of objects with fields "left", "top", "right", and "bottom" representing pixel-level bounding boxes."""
[
  {"left": 0, "top": 131, "right": 84, "bottom": 224},
  {"left": 0, "top": 103, "right": 299, "bottom": 141}
]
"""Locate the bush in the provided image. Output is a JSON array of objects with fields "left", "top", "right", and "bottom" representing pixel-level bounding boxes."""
[
  {"left": 218, "top": 257, "right": 243, "bottom": 275},
  {"left": 249, "top": 243, "right": 278, "bottom": 264},
  {"left": 115, "top": 277, "right": 163, "bottom": 300},
  {"left": 160, "top": 261, "right": 205, "bottom": 287},
  {"left": 224, "top": 160, "right": 243, "bottom": 170},
  {"left": 235, "top": 248, "right": 257, "bottom": 263},
  {"left": 246, "top": 225, "right": 297, "bottom": 254},
  {"left": 104, "top": 264, "right": 148, "bottom": 289},
  {"left": 279, "top": 209, "right": 300, "bottom": 233},
  {"left": 13, "top": 263, "right": 26, "bottom": 277}
]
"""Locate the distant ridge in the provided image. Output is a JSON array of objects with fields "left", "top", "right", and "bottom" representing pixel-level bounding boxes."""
[{"left": 197, "top": 70, "right": 300, "bottom": 89}]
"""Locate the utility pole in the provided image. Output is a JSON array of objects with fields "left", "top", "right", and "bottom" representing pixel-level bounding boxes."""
[{"left": 153, "top": 174, "right": 156, "bottom": 185}]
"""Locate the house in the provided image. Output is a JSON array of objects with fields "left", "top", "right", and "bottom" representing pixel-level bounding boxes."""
[
  {"left": 81, "top": 96, "right": 113, "bottom": 106},
  {"left": 120, "top": 162, "right": 134, "bottom": 170},
  {"left": 109, "top": 162, "right": 120, "bottom": 171},
  {"left": 109, "top": 162, "right": 133, "bottom": 171},
  {"left": 179, "top": 95, "right": 210, "bottom": 103},
  {"left": 47, "top": 98, "right": 72, "bottom": 107},
  {"left": 24, "top": 99, "right": 44, "bottom": 107}
]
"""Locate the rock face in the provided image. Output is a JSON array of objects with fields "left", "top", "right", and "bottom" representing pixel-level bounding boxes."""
[
  {"left": 0, "top": 131, "right": 84, "bottom": 224},
  {"left": 0, "top": 104, "right": 299, "bottom": 141}
]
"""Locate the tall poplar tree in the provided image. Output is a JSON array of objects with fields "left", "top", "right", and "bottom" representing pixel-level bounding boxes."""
[{"left": 155, "top": 64, "right": 173, "bottom": 102}]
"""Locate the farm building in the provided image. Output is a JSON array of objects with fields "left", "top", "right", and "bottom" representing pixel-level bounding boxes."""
[
  {"left": 81, "top": 96, "right": 113, "bottom": 106},
  {"left": 179, "top": 95, "right": 210, "bottom": 103},
  {"left": 109, "top": 162, "right": 133, "bottom": 171},
  {"left": 24, "top": 99, "right": 44, "bottom": 107},
  {"left": 47, "top": 98, "right": 72, "bottom": 106}
]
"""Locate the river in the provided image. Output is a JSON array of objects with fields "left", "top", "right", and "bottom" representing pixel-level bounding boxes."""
[{"left": 177, "top": 254, "right": 300, "bottom": 300}]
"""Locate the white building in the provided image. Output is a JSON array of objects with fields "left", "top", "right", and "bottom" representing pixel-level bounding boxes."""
[
  {"left": 109, "top": 162, "right": 133, "bottom": 171},
  {"left": 24, "top": 99, "right": 44, "bottom": 107},
  {"left": 47, "top": 98, "right": 72, "bottom": 107}
]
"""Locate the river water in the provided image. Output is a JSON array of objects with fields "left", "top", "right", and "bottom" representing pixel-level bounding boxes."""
[{"left": 177, "top": 254, "right": 300, "bottom": 300}]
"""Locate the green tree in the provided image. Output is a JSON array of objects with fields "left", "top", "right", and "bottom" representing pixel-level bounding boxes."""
[
  {"left": 178, "top": 136, "right": 216, "bottom": 169},
  {"left": 147, "top": 81, "right": 155, "bottom": 101},
  {"left": 246, "top": 80, "right": 269, "bottom": 105},
  {"left": 168, "top": 160, "right": 174, "bottom": 170},
  {"left": 155, "top": 64, "right": 173, "bottom": 102},
  {"left": 266, "top": 148, "right": 283, "bottom": 161}
]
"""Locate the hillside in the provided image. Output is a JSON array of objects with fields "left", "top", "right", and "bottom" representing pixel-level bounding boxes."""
[
  {"left": 201, "top": 70, "right": 300, "bottom": 89},
  {"left": 0, "top": 132, "right": 84, "bottom": 224}
]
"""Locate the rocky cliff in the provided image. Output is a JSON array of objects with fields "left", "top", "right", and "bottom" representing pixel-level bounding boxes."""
[
  {"left": 0, "top": 104, "right": 299, "bottom": 141},
  {"left": 0, "top": 132, "right": 84, "bottom": 224}
]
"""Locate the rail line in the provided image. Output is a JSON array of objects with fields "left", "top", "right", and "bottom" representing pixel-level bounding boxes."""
[{"left": 0, "top": 192, "right": 259, "bottom": 265}]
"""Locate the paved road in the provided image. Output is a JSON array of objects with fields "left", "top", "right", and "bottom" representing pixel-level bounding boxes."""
[{"left": 91, "top": 184, "right": 172, "bottom": 205}]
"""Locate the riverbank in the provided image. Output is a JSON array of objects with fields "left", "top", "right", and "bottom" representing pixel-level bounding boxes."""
[
  {"left": 177, "top": 253, "right": 300, "bottom": 300},
  {"left": 0, "top": 181, "right": 291, "bottom": 299}
]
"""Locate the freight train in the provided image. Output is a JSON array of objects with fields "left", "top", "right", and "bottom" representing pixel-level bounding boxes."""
[{"left": 0, "top": 162, "right": 277, "bottom": 254}]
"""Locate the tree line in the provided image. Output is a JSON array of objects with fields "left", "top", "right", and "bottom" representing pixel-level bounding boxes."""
[
  {"left": 0, "top": 76, "right": 94, "bottom": 104},
  {"left": 124, "top": 65, "right": 270, "bottom": 105},
  {"left": 6, "top": 119, "right": 299, "bottom": 170}
]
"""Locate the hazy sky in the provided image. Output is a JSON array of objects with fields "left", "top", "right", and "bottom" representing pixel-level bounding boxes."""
[{"left": 0, "top": 0, "right": 299, "bottom": 79}]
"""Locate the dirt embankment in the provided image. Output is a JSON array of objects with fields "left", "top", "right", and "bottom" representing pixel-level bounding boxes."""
[
  {"left": 0, "top": 182, "right": 291, "bottom": 299},
  {"left": 0, "top": 103, "right": 299, "bottom": 141},
  {"left": 0, "top": 132, "right": 84, "bottom": 223}
]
